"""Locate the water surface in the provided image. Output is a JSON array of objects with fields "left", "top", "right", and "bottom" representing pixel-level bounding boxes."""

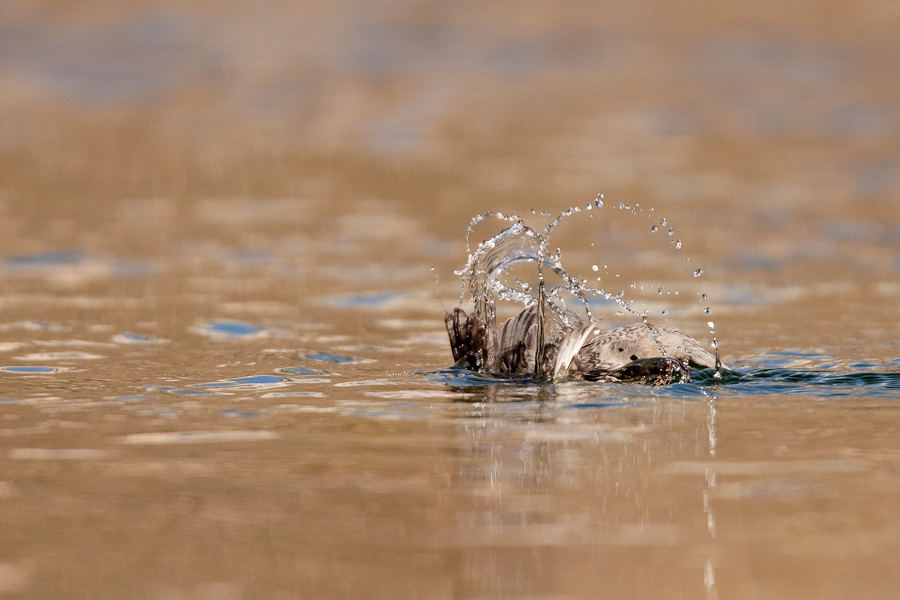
[{"left": 1, "top": 0, "right": 900, "bottom": 598}]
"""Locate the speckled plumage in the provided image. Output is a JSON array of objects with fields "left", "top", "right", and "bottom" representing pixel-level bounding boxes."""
[{"left": 574, "top": 322, "right": 719, "bottom": 378}]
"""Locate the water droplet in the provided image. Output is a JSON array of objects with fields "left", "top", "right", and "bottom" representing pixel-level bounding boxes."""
[
  {"left": 667, "top": 228, "right": 674, "bottom": 237},
  {"left": 530, "top": 208, "right": 536, "bottom": 215},
  {"left": 651, "top": 225, "right": 658, "bottom": 233},
  {"left": 694, "top": 268, "right": 704, "bottom": 277},
  {"left": 700, "top": 293, "right": 707, "bottom": 301},
  {"left": 704, "top": 307, "right": 711, "bottom": 314},
  {"left": 657, "top": 287, "right": 664, "bottom": 295},
  {"left": 707, "top": 321, "right": 715, "bottom": 329},
  {"left": 661, "top": 310, "right": 669, "bottom": 316},
  {"left": 660, "top": 218, "right": 667, "bottom": 227},
  {"left": 630, "top": 283, "right": 636, "bottom": 289},
  {"left": 675, "top": 240, "right": 682, "bottom": 249},
  {"left": 591, "top": 264, "right": 599, "bottom": 272}
]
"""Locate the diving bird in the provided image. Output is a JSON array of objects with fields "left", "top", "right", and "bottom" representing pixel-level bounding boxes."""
[{"left": 445, "top": 305, "right": 721, "bottom": 384}]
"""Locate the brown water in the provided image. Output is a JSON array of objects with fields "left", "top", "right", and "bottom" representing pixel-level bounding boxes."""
[{"left": 2, "top": 1, "right": 900, "bottom": 598}]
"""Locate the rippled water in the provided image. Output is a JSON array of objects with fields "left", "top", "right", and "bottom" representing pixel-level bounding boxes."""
[{"left": 2, "top": 0, "right": 900, "bottom": 598}]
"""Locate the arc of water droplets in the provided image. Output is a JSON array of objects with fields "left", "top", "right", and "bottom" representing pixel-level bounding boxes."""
[
  {"left": 458, "top": 198, "right": 650, "bottom": 329},
  {"left": 459, "top": 211, "right": 525, "bottom": 306},
  {"left": 455, "top": 199, "right": 719, "bottom": 373},
  {"left": 460, "top": 217, "right": 593, "bottom": 327}
]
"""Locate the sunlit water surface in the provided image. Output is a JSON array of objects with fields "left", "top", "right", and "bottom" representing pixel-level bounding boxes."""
[{"left": 2, "top": 1, "right": 900, "bottom": 598}]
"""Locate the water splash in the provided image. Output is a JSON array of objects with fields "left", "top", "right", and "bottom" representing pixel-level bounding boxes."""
[{"left": 452, "top": 201, "right": 720, "bottom": 379}]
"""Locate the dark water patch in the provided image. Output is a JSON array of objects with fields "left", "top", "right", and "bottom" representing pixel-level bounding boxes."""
[
  {"left": 431, "top": 355, "right": 900, "bottom": 402},
  {"left": 563, "top": 399, "right": 634, "bottom": 409},
  {"left": 430, "top": 368, "right": 538, "bottom": 388},
  {"left": 694, "top": 356, "right": 900, "bottom": 398}
]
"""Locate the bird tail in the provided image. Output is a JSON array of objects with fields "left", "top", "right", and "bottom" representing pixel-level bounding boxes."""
[{"left": 444, "top": 308, "right": 487, "bottom": 371}]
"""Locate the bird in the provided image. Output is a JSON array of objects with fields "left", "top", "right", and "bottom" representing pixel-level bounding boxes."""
[{"left": 445, "top": 305, "right": 722, "bottom": 384}]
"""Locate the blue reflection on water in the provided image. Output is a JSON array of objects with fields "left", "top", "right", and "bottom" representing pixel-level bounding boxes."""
[
  {"left": 193, "top": 375, "right": 284, "bottom": 387},
  {"left": 0, "top": 365, "right": 64, "bottom": 374},
  {"left": 304, "top": 352, "right": 360, "bottom": 364},
  {"left": 194, "top": 320, "right": 266, "bottom": 338},
  {"left": 323, "top": 291, "right": 409, "bottom": 308},
  {"left": 220, "top": 409, "right": 261, "bottom": 419},
  {"left": 3, "top": 251, "right": 85, "bottom": 270},
  {"left": 7, "top": 13, "right": 194, "bottom": 106},
  {"left": 232, "top": 375, "right": 283, "bottom": 385}
]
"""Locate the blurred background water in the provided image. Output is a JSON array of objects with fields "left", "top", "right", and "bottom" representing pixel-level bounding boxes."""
[{"left": 1, "top": 0, "right": 899, "bottom": 598}]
